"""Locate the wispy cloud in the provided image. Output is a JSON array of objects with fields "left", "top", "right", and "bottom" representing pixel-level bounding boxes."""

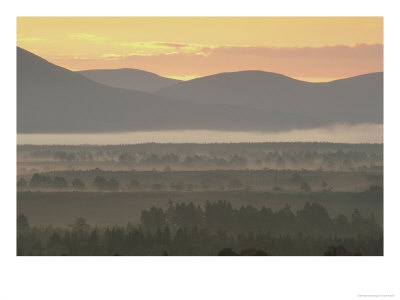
[
  {"left": 50, "top": 43, "right": 382, "bottom": 81},
  {"left": 115, "top": 41, "right": 214, "bottom": 56},
  {"left": 68, "top": 33, "right": 107, "bottom": 42},
  {"left": 212, "top": 43, "right": 383, "bottom": 59},
  {"left": 101, "top": 53, "right": 123, "bottom": 58}
]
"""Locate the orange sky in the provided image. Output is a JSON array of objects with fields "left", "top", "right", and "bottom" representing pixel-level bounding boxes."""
[{"left": 17, "top": 17, "right": 383, "bottom": 81}]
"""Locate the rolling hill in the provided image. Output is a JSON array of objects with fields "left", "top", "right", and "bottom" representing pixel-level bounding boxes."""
[
  {"left": 77, "top": 68, "right": 181, "bottom": 93},
  {"left": 17, "top": 47, "right": 326, "bottom": 133},
  {"left": 156, "top": 70, "right": 383, "bottom": 124}
]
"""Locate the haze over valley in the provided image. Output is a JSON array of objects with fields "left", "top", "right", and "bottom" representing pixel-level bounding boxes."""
[{"left": 16, "top": 17, "right": 383, "bottom": 257}]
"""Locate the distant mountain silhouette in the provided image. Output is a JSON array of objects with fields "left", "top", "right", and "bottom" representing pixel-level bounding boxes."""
[
  {"left": 17, "top": 47, "right": 326, "bottom": 133},
  {"left": 78, "top": 68, "right": 181, "bottom": 93},
  {"left": 156, "top": 70, "right": 383, "bottom": 124}
]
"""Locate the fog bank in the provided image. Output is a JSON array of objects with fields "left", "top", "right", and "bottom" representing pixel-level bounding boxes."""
[{"left": 17, "top": 123, "right": 383, "bottom": 145}]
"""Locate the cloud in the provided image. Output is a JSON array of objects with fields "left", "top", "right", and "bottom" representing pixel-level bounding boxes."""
[
  {"left": 109, "top": 42, "right": 382, "bottom": 66},
  {"left": 50, "top": 43, "right": 382, "bottom": 81},
  {"left": 115, "top": 41, "right": 215, "bottom": 56},
  {"left": 156, "top": 42, "right": 189, "bottom": 48},
  {"left": 101, "top": 53, "right": 123, "bottom": 58},
  {"left": 116, "top": 43, "right": 382, "bottom": 78},
  {"left": 68, "top": 33, "right": 107, "bottom": 42},
  {"left": 212, "top": 43, "right": 383, "bottom": 59}
]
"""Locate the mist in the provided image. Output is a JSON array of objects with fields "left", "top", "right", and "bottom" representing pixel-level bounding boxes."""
[{"left": 17, "top": 123, "right": 382, "bottom": 145}]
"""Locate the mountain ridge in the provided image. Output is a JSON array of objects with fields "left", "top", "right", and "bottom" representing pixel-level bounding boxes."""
[
  {"left": 156, "top": 70, "right": 383, "bottom": 124},
  {"left": 78, "top": 68, "right": 181, "bottom": 93},
  {"left": 17, "top": 47, "right": 327, "bottom": 134}
]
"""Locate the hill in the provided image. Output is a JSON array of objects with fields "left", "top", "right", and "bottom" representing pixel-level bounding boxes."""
[
  {"left": 78, "top": 68, "right": 181, "bottom": 93},
  {"left": 156, "top": 70, "right": 383, "bottom": 124},
  {"left": 17, "top": 48, "right": 325, "bottom": 133}
]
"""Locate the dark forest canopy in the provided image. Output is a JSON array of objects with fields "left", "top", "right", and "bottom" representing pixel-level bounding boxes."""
[{"left": 17, "top": 201, "right": 382, "bottom": 256}]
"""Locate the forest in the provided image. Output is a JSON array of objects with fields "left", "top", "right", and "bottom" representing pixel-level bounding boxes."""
[
  {"left": 17, "top": 142, "right": 383, "bottom": 255},
  {"left": 17, "top": 200, "right": 382, "bottom": 256}
]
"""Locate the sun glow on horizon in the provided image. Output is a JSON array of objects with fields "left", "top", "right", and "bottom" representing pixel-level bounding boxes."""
[{"left": 17, "top": 17, "right": 383, "bottom": 81}]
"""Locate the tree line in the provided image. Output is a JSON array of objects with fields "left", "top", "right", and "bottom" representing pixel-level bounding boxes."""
[
  {"left": 17, "top": 173, "right": 123, "bottom": 191},
  {"left": 17, "top": 201, "right": 382, "bottom": 256},
  {"left": 21, "top": 145, "right": 383, "bottom": 171}
]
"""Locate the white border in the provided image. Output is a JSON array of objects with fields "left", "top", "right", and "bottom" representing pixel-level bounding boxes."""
[{"left": 2, "top": 1, "right": 400, "bottom": 300}]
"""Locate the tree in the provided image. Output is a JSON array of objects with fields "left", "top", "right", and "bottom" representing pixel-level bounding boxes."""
[
  {"left": 321, "top": 181, "right": 332, "bottom": 192},
  {"left": 118, "top": 152, "right": 135, "bottom": 163},
  {"left": 108, "top": 178, "right": 119, "bottom": 191},
  {"left": 66, "top": 152, "right": 76, "bottom": 162},
  {"left": 17, "top": 178, "right": 27, "bottom": 191},
  {"left": 94, "top": 176, "right": 108, "bottom": 191},
  {"left": 94, "top": 176, "right": 119, "bottom": 191},
  {"left": 53, "top": 176, "right": 68, "bottom": 189},
  {"left": 300, "top": 182, "right": 311, "bottom": 192},
  {"left": 71, "top": 178, "right": 85, "bottom": 190},
  {"left": 53, "top": 151, "right": 67, "bottom": 161},
  {"left": 170, "top": 181, "right": 185, "bottom": 191},
  {"left": 291, "top": 173, "right": 302, "bottom": 184},
  {"left": 70, "top": 217, "right": 90, "bottom": 231},
  {"left": 204, "top": 200, "right": 234, "bottom": 231},
  {"left": 297, "top": 202, "right": 332, "bottom": 234},
  {"left": 29, "top": 173, "right": 52, "bottom": 189},
  {"left": 140, "top": 207, "right": 166, "bottom": 232},
  {"left": 229, "top": 179, "right": 243, "bottom": 190},
  {"left": 17, "top": 214, "right": 29, "bottom": 231},
  {"left": 276, "top": 155, "right": 286, "bottom": 168},
  {"left": 129, "top": 179, "right": 140, "bottom": 190},
  {"left": 170, "top": 202, "right": 203, "bottom": 229}
]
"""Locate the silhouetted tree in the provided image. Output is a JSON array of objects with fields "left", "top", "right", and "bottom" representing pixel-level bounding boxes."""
[
  {"left": 229, "top": 179, "right": 243, "bottom": 190},
  {"left": 54, "top": 151, "right": 67, "bottom": 160},
  {"left": 70, "top": 217, "right": 90, "bottom": 231},
  {"left": 29, "top": 173, "right": 52, "bottom": 189},
  {"left": 93, "top": 176, "right": 118, "bottom": 191},
  {"left": 53, "top": 176, "right": 68, "bottom": 189},
  {"left": 140, "top": 207, "right": 166, "bottom": 232},
  {"left": 128, "top": 179, "right": 140, "bottom": 190},
  {"left": 300, "top": 182, "right": 311, "bottom": 192},
  {"left": 17, "top": 178, "right": 27, "bottom": 191},
  {"left": 71, "top": 178, "right": 85, "bottom": 190},
  {"left": 17, "top": 214, "right": 29, "bottom": 231},
  {"left": 108, "top": 178, "right": 119, "bottom": 192}
]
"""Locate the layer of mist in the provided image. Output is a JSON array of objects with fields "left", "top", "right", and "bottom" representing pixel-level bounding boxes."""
[{"left": 17, "top": 123, "right": 383, "bottom": 145}]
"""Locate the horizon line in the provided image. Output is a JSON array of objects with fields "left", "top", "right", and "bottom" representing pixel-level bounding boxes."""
[{"left": 18, "top": 46, "right": 383, "bottom": 84}]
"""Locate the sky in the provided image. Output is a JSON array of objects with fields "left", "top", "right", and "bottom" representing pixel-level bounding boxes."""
[{"left": 17, "top": 17, "right": 383, "bottom": 81}]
